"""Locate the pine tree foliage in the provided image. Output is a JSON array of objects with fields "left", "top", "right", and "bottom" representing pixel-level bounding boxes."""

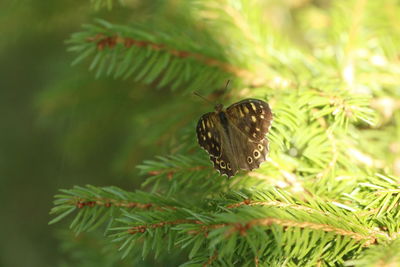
[
  {"left": 67, "top": 18, "right": 231, "bottom": 93},
  {"left": 347, "top": 238, "right": 400, "bottom": 267},
  {"left": 49, "top": 0, "right": 400, "bottom": 266}
]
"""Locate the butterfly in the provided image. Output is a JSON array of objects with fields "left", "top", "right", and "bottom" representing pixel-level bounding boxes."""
[{"left": 196, "top": 99, "right": 273, "bottom": 178}]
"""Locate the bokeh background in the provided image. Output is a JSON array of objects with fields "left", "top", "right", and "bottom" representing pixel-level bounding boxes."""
[{"left": 0, "top": 1, "right": 183, "bottom": 266}]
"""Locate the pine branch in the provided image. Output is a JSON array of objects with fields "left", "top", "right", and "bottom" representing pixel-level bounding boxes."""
[
  {"left": 136, "top": 152, "right": 277, "bottom": 197},
  {"left": 347, "top": 238, "right": 400, "bottom": 267},
  {"left": 49, "top": 0, "right": 400, "bottom": 265},
  {"left": 137, "top": 153, "right": 218, "bottom": 194},
  {"left": 67, "top": 19, "right": 237, "bottom": 93},
  {"left": 191, "top": 0, "right": 305, "bottom": 87},
  {"left": 51, "top": 177, "right": 400, "bottom": 265},
  {"left": 110, "top": 199, "right": 378, "bottom": 265},
  {"left": 343, "top": 173, "right": 400, "bottom": 238},
  {"left": 49, "top": 185, "right": 181, "bottom": 233}
]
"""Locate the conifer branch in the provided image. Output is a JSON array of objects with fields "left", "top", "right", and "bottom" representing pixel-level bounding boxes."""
[
  {"left": 203, "top": 250, "right": 218, "bottom": 267},
  {"left": 128, "top": 219, "right": 202, "bottom": 235},
  {"left": 67, "top": 20, "right": 239, "bottom": 92},
  {"left": 119, "top": 214, "right": 376, "bottom": 253},
  {"left": 87, "top": 34, "right": 254, "bottom": 80},
  {"left": 137, "top": 154, "right": 231, "bottom": 195},
  {"left": 226, "top": 199, "right": 323, "bottom": 213},
  {"left": 50, "top": 0, "right": 400, "bottom": 264},
  {"left": 49, "top": 186, "right": 180, "bottom": 227},
  {"left": 75, "top": 199, "right": 175, "bottom": 211},
  {"left": 224, "top": 218, "right": 376, "bottom": 246},
  {"left": 347, "top": 238, "right": 400, "bottom": 266},
  {"left": 222, "top": 193, "right": 388, "bottom": 241}
]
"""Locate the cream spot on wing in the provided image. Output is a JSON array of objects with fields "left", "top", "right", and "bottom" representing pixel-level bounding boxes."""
[
  {"left": 207, "top": 132, "right": 212, "bottom": 138},
  {"left": 211, "top": 143, "right": 214, "bottom": 148},
  {"left": 251, "top": 116, "right": 256, "bottom": 122},
  {"left": 202, "top": 120, "right": 206, "bottom": 129},
  {"left": 253, "top": 133, "right": 257, "bottom": 138},
  {"left": 256, "top": 127, "right": 260, "bottom": 131},
  {"left": 202, "top": 135, "right": 206, "bottom": 141},
  {"left": 245, "top": 126, "right": 250, "bottom": 132},
  {"left": 250, "top": 102, "right": 256, "bottom": 111},
  {"left": 220, "top": 160, "right": 226, "bottom": 169},
  {"left": 239, "top": 109, "right": 244, "bottom": 118},
  {"left": 206, "top": 120, "right": 211, "bottom": 128},
  {"left": 260, "top": 115, "right": 265, "bottom": 119},
  {"left": 244, "top": 106, "right": 249, "bottom": 114}
]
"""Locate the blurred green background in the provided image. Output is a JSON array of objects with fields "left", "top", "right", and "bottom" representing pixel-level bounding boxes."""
[{"left": 0, "top": 1, "right": 183, "bottom": 266}]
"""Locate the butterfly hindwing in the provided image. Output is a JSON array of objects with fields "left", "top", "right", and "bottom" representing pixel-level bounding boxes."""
[
  {"left": 209, "top": 154, "right": 238, "bottom": 177},
  {"left": 226, "top": 99, "right": 272, "bottom": 141},
  {"left": 242, "top": 138, "right": 269, "bottom": 171}
]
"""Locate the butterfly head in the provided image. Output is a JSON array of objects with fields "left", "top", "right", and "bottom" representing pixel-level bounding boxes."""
[{"left": 214, "top": 103, "right": 224, "bottom": 112}]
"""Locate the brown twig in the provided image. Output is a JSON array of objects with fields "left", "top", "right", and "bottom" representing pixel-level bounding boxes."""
[
  {"left": 218, "top": 218, "right": 376, "bottom": 246},
  {"left": 86, "top": 34, "right": 257, "bottom": 83},
  {"left": 75, "top": 198, "right": 175, "bottom": 211},
  {"left": 147, "top": 165, "right": 208, "bottom": 180},
  {"left": 128, "top": 219, "right": 202, "bottom": 234},
  {"left": 203, "top": 250, "right": 218, "bottom": 267},
  {"left": 226, "top": 199, "right": 388, "bottom": 244},
  {"left": 126, "top": 215, "right": 377, "bottom": 246},
  {"left": 255, "top": 255, "right": 259, "bottom": 267},
  {"left": 226, "top": 199, "right": 317, "bottom": 214}
]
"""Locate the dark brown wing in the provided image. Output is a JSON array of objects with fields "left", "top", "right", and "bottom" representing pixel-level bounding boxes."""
[
  {"left": 226, "top": 99, "right": 272, "bottom": 141},
  {"left": 196, "top": 111, "right": 239, "bottom": 178},
  {"left": 240, "top": 138, "right": 270, "bottom": 171},
  {"left": 196, "top": 112, "right": 222, "bottom": 158},
  {"left": 224, "top": 117, "right": 270, "bottom": 171},
  {"left": 209, "top": 154, "right": 238, "bottom": 178}
]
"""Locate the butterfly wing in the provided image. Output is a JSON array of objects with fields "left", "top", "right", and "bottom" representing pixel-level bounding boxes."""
[
  {"left": 226, "top": 99, "right": 272, "bottom": 141},
  {"left": 196, "top": 112, "right": 238, "bottom": 178},
  {"left": 196, "top": 112, "right": 222, "bottom": 158},
  {"left": 226, "top": 99, "right": 272, "bottom": 171},
  {"left": 233, "top": 134, "right": 270, "bottom": 171},
  {"left": 209, "top": 153, "right": 238, "bottom": 177}
]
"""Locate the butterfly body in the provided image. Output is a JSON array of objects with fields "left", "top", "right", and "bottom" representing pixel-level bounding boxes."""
[{"left": 196, "top": 99, "right": 272, "bottom": 178}]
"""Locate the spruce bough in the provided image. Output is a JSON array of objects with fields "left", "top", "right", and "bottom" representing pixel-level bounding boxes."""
[{"left": 49, "top": 1, "right": 400, "bottom": 266}]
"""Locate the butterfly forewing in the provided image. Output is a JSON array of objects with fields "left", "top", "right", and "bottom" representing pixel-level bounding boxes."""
[{"left": 226, "top": 99, "right": 272, "bottom": 141}]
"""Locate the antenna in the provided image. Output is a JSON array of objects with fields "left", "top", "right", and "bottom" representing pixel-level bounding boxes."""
[
  {"left": 224, "top": 80, "right": 230, "bottom": 90},
  {"left": 193, "top": 80, "right": 231, "bottom": 106},
  {"left": 193, "top": 91, "right": 213, "bottom": 105}
]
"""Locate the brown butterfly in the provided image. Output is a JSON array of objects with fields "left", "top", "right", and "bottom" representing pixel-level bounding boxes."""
[{"left": 196, "top": 99, "right": 273, "bottom": 178}]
